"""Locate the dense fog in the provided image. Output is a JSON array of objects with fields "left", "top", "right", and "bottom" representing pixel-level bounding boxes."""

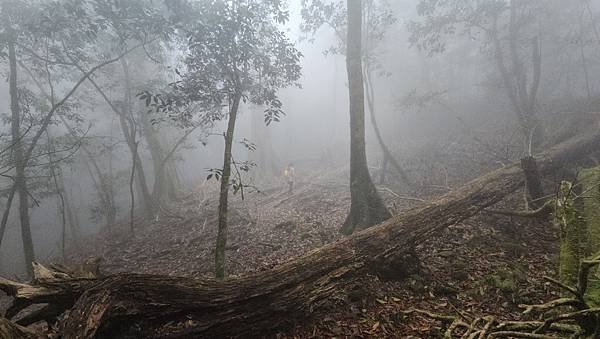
[
  {"left": 1, "top": 0, "right": 600, "bottom": 337},
  {"left": 1, "top": 0, "right": 598, "bottom": 273}
]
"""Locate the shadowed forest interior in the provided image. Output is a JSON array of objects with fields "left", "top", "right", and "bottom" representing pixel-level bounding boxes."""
[{"left": 1, "top": 0, "right": 600, "bottom": 338}]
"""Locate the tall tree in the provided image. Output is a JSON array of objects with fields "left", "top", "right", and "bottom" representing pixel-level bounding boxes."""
[
  {"left": 409, "top": 0, "right": 544, "bottom": 153},
  {"left": 342, "top": 0, "right": 391, "bottom": 235},
  {"left": 147, "top": 0, "right": 302, "bottom": 278},
  {"left": 6, "top": 18, "right": 35, "bottom": 276},
  {"left": 301, "top": 0, "right": 413, "bottom": 189},
  {"left": 0, "top": 0, "right": 161, "bottom": 275}
]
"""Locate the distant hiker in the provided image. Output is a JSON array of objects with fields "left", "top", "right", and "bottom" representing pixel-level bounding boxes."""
[{"left": 284, "top": 163, "right": 295, "bottom": 194}]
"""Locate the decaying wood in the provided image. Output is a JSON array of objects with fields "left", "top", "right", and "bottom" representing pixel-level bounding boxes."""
[
  {"left": 2, "top": 131, "right": 599, "bottom": 338},
  {"left": 0, "top": 261, "right": 98, "bottom": 326},
  {"left": 0, "top": 317, "right": 40, "bottom": 339}
]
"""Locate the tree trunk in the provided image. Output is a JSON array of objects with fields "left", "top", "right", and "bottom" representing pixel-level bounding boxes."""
[
  {"left": 1, "top": 131, "right": 598, "bottom": 339},
  {"left": 556, "top": 181, "right": 587, "bottom": 287},
  {"left": 62, "top": 183, "right": 81, "bottom": 250},
  {"left": 365, "top": 67, "right": 413, "bottom": 188},
  {"left": 121, "top": 59, "right": 154, "bottom": 218},
  {"left": 0, "top": 185, "right": 16, "bottom": 249},
  {"left": 520, "top": 156, "right": 545, "bottom": 209},
  {"left": 47, "top": 133, "right": 68, "bottom": 260},
  {"left": 83, "top": 155, "right": 116, "bottom": 229},
  {"left": 129, "top": 141, "right": 139, "bottom": 236},
  {"left": 379, "top": 155, "right": 388, "bottom": 185},
  {"left": 165, "top": 160, "right": 180, "bottom": 201},
  {"left": 215, "top": 91, "right": 242, "bottom": 279},
  {"left": 341, "top": 0, "right": 391, "bottom": 235},
  {"left": 59, "top": 115, "right": 114, "bottom": 230},
  {"left": 494, "top": 1, "right": 543, "bottom": 154},
  {"left": 139, "top": 106, "right": 169, "bottom": 206},
  {"left": 8, "top": 40, "right": 35, "bottom": 277}
]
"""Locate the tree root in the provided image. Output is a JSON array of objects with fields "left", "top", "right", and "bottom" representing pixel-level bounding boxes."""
[{"left": 410, "top": 253, "right": 600, "bottom": 338}]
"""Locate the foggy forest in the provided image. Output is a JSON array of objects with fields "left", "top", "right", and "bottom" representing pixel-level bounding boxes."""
[{"left": 1, "top": 0, "right": 600, "bottom": 338}]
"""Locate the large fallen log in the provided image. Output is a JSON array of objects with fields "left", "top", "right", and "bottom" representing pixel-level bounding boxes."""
[
  {"left": 0, "top": 261, "right": 99, "bottom": 328},
  {"left": 0, "top": 317, "right": 40, "bottom": 339},
  {"left": 3, "top": 131, "right": 599, "bottom": 338},
  {"left": 55, "top": 131, "right": 600, "bottom": 338}
]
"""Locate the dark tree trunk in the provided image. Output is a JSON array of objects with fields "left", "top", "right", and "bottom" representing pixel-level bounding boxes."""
[
  {"left": 215, "top": 90, "right": 242, "bottom": 279},
  {"left": 520, "top": 156, "right": 545, "bottom": 209},
  {"left": 341, "top": 0, "right": 391, "bottom": 235},
  {"left": 8, "top": 40, "right": 35, "bottom": 277}
]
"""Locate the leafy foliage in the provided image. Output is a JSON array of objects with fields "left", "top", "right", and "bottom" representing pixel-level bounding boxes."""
[{"left": 145, "top": 0, "right": 302, "bottom": 127}]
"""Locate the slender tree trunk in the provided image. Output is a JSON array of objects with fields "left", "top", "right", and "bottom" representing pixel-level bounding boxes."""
[
  {"left": 215, "top": 90, "right": 242, "bottom": 279},
  {"left": 521, "top": 156, "right": 545, "bottom": 209},
  {"left": 130, "top": 141, "right": 139, "bottom": 236},
  {"left": 62, "top": 184, "right": 80, "bottom": 249},
  {"left": 138, "top": 107, "right": 169, "bottom": 206},
  {"left": 83, "top": 153, "right": 116, "bottom": 229},
  {"left": 341, "top": 0, "right": 391, "bottom": 235},
  {"left": 364, "top": 67, "right": 412, "bottom": 188},
  {"left": 1, "top": 31, "right": 136, "bottom": 273},
  {"left": 121, "top": 59, "right": 154, "bottom": 218},
  {"left": 492, "top": 14, "right": 542, "bottom": 155},
  {"left": 8, "top": 40, "right": 35, "bottom": 276},
  {"left": 58, "top": 115, "right": 114, "bottom": 230},
  {"left": 379, "top": 156, "right": 388, "bottom": 185},
  {"left": 0, "top": 185, "right": 16, "bottom": 249},
  {"left": 47, "top": 132, "right": 67, "bottom": 261},
  {"left": 165, "top": 161, "right": 180, "bottom": 201}
]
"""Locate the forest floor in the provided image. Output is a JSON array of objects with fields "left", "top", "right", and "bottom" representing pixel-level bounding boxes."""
[{"left": 73, "top": 164, "right": 559, "bottom": 338}]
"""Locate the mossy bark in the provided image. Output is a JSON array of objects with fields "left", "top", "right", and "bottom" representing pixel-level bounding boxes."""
[
  {"left": 557, "top": 169, "right": 600, "bottom": 304},
  {"left": 580, "top": 167, "right": 600, "bottom": 304},
  {"left": 556, "top": 181, "right": 587, "bottom": 287},
  {"left": 581, "top": 168, "right": 600, "bottom": 251}
]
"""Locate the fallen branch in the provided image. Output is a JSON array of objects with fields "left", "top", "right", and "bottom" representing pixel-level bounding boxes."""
[
  {"left": 483, "top": 199, "right": 554, "bottom": 218},
  {"left": 378, "top": 187, "right": 426, "bottom": 203}
]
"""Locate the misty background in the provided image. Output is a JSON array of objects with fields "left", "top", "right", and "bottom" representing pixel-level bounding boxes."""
[{"left": 1, "top": 0, "right": 599, "bottom": 277}]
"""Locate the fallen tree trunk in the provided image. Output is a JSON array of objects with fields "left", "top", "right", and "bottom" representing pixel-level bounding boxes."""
[
  {"left": 0, "top": 317, "right": 40, "bottom": 339},
  {"left": 0, "top": 261, "right": 98, "bottom": 326},
  {"left": 3, "top": 131, "right": 600, "bottom": 338},
  {"left": 57, "top": 131, "right": 600, "bottom": 338}
]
